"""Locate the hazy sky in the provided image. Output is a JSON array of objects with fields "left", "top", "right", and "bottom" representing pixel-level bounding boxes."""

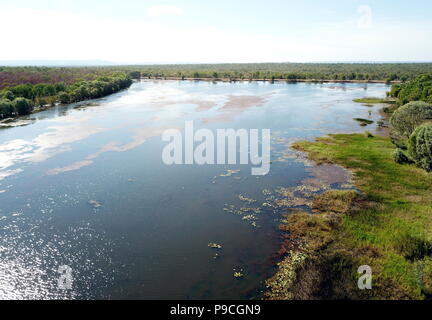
[{"left": 1, "top": 0, "right": 431, "bottom": 63}]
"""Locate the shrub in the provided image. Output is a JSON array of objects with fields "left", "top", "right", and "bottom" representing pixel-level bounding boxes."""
[
  {"left": 0, "top": 90, "right": 15, "bottom": 100},
  {"left": 365, "top": 131, "right": 374, "bottom": 138},
  {"left": 394, "top": 74, "right": 432, "bottom": 105},
  {"left": 390, "top": 101, "right": 432, "bottom": 140},
  {"left": 0, "top": 99, "right": 16, "bottom": 118},
  {"left": 395, "top": 234, "right": 432, "bottom": 261},
  {"left": 58, "top": 92, "right": 70, "bottom": 104},
  {"left": 13, "top": 97, "right": 34, "bottom": 116},
  {"left": 393, "top": 149, "right": 411, "bottom": 164},
  {"left": 408, "top": 123, "right": 432, "bottom": 171}
]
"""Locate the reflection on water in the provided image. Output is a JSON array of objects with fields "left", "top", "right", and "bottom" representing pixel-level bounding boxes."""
[{"left": 0, "top": 80, "right": 389, "bottom": 299}]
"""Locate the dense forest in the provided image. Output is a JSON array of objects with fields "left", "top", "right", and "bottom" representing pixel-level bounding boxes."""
[
  {"left": 130, "top": 63, "right": 432, "bottom": 82},
  {"left": 2, "top": 63, "right": 432, "bottom": 90},
  {"left": 0, "top": 73, "right": 132, "bottom": 119}
]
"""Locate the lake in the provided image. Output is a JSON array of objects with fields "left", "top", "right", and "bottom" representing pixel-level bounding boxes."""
[{"left": 0, "top": 80, "right": 389, "bottom": 299}]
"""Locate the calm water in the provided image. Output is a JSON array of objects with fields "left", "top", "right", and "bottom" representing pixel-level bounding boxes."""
[{"left": 0, "top": 80, "right": 389, "bottom": 299}]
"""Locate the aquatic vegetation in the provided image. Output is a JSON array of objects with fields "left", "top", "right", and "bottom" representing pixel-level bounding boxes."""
[
  {"left": 208, "top": 243, "right": 222, "bottom": 249},
  {"left": 233, "top": 268, "right": 244, "bottom": 279},
  {"left": 238, "top": 194, "right": 257, "bottom": 203},
  {"left": 353, "top": 118, "right": 374, "bottom": 126},
  {"left": 262, "top": 189, "right": 272, "bottom": 196},
  {"left": 242, "top": 214, "right": 258, "bottom": 222},
  {"left": 219, "top": 169, "right": 240, "bottom": 177},
  {"left": 287, "top": 133, "right": 432, "bottom": 299},
  {"left": 353, "top": 97, "right": 389, "bottom": 104},
  {"left": 239, "top": 207, "right": 261, "bottom": 214},
  {"left": 275, "top": 197, "right": 313, "bottom": 208},
  {"left": 88, "top": 200, "right": 102, "bottom": 208},
  {"left": 265, "top": 250, "right": 308, "bottom": 300},
  {"left": 223, "top": 203, "right": 261, "bottom": 227}
]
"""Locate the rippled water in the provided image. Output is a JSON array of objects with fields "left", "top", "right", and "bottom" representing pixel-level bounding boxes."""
[{"left": 0, "top": 80, "right": 389, "bottom": 299}]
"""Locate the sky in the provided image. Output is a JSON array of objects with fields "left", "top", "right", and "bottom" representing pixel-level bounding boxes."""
[{"left": 0, "top": 0, "right": 431, "bottom": 64}]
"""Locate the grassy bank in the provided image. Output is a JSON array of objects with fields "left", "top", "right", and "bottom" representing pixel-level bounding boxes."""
[
  {"left": 266, "top": 134, "right": 432, "bottom": 300},
  {"left": 353, "top": 98, "right": 391, "bottom": 104}
]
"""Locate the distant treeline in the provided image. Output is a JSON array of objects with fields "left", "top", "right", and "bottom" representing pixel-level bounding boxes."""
[
  {"left": 0, "top": 73, "right": 132, "bottom": 119},
  {"left": 126, "top": 63, "right": 432, "bottom": 82},
  {"left": 2, "top": 64, "right": 432, "bottom": 91},
  {"left": 0, "top": 66, "right": 122, "bottom": 90}
]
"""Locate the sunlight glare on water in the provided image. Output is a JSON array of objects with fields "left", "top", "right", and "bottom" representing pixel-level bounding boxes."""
[{"left": 0, "top": 80, "right": 389, "bottom": 299}]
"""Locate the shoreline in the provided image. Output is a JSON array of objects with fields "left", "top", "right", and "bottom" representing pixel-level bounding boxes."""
[
  {"left": 141, "top": 77, "right": 399, "bottom": 84},
  {"left": 265, "top": 129, "right": 432, "bottom": 300}
]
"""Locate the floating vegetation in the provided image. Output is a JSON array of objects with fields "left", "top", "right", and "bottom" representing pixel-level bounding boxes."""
[
  {"left": 239, "top": 207, "right": 261, "bottom": 214},
  {"left": 275, "top": 197, "right": 314, "bottom": 208},
  {"left": 353, "top": 118, "right": 374, "bottom": 126},
  {"left": 353, "top": 97, "right": 388, "bottom": 104},
  {"left": 208, "top": 243, "right": 222, "bottom": 249},
  {"left": 221, "top": 134, "right": 354, "bottom": 231},
  {"left": 233, "top": 268, "right": 244, "bottom": 279},
  {"left": 242, "top": 214, "right": 258, "bottom": 222},
  {"left": 293, "top": 184, "right": 323, "bottom": 194},
  {"left": 265, "top": 250, "right": 308, "bottom": 299},
  {"left": 223, "top": 204, "right": 240, "bottom": 215},
  {"left": 238, "top": 194, "right": 257, "bottom": 203},
  {"left": 262, "top": 189, "right": 272, "bottom": 196},
  {"left": 223, "top": 203, "right": 261, "bottom": 227},
  {"left": 219, "top": 169, "right": 240, "bottom": 177},
  {"left": 88, "top": 200, "right": 102, "bottom": 208}
]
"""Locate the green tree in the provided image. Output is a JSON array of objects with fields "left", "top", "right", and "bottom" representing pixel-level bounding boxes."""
[
  {"left": 390, "top": 101, "right": 432, "bottom": 140},
  {"left": 0, "top": 99, "right": 16, "bottom": 118},
  {"left": 58, "top": 92, "right": 70, "bottom": 104},
  {"left": 1, "top": 90, "right": 15, "bottom": 100},
  {"left": 13, "top": 97, "right": 34, "bottom": 115},
  {"left": 408, "top": 123, "right": 432, "bottom": 171}
]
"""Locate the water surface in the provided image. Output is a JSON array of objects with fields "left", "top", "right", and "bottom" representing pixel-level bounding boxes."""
[{"left": 0, "top": 80, "right": 389, "bottom": 299}]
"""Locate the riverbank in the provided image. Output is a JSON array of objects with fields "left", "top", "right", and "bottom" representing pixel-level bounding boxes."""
[
  {"left": 265, "top": 133, "right": 432, "bottom": 300},
  {"left": 142, "top": 77, "right": 400, "bottom": 84},
  {"left": 0, "top": 74, "right": 132, "bottom": 122}
]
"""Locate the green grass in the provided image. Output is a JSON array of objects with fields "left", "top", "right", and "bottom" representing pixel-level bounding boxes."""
[
  {"left": 291, "top": 134, "right": 432, "bottom": 299},
  {"left": 353, "top": 98, "right": 391, "bottom": 104}
]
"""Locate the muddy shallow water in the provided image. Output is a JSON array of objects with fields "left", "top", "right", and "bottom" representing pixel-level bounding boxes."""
[{"left": 0, "top": 80, "right": 389, "bottom": 299}]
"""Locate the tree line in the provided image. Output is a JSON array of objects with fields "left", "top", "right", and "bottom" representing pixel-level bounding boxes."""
[
  {"left": 126, "top": 63, "right": 432, "bottom": 82},
  {"left": 0, "top": 73, "right": 132, "bottom": 120},
  {"left": 2, "top": 64, "right": 432, "bottom": 91}
]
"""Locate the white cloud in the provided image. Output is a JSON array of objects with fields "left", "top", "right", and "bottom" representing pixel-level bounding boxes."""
[
  {"left": 357, "top": 5, "right": 373, "bottom": 29},
  {"left": 148, "top": 5, "right": 183, "bottom": 17}
]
